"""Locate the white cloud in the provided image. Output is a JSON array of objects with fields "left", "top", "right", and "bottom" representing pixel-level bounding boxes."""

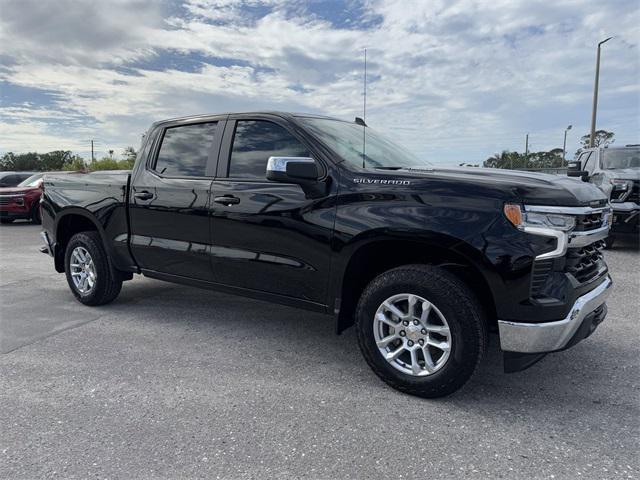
[{"left": 0, "top": 0, "right": 638, "bottom": 163}]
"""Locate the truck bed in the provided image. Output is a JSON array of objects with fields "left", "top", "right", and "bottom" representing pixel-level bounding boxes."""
[{"left": 44, "top": 170, "right": 131, "bottom": 207}]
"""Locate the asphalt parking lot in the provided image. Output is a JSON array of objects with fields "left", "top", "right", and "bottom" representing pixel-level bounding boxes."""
[{"left": 1, "top": 223, "right": 638, "bottom": 479}]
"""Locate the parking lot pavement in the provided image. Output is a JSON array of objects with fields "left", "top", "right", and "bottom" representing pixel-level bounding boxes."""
[{"left": 0, "top": 223, "right": 638, "bottom": 479}]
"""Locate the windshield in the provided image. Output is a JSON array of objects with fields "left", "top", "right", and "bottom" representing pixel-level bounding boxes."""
[
  {"left": 17, "top": 173, "right": 44, "bottom": 187},
  {"left": 300, "top": 117, "right": 430, "bottom": 169},
  {"left": 601, "top": 148, "right": 640, "bottom": 170}
]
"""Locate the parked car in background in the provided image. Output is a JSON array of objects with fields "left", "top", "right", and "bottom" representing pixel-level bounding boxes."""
[
  {"left": 40, "top": 112, "right": 612, "bottom": 398},
  {"left": 568, "top": 144, "right": 640, "bottom": 247},
  {"left": 0, "top": 172, "right": 36, "bottom": 188},
  {"left": 0, "top": 171, "right": 78, "bottom": 224}
]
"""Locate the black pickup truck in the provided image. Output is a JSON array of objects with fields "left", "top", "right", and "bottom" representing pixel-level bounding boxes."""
[{"left": 40, "top": 112, "right": 613, "bottom": 397}]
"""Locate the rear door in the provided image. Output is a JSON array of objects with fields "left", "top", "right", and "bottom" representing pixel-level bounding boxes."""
[
  {"left": 129, "top": 117, "right": 225, "bottom": 281},
  {"left": 209, "top": 114, "right": 336, "bottom": 305}
]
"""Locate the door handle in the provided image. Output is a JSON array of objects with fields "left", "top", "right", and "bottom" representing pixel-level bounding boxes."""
[
  {"left": 213, "top": 195, "right": 240, "bottom": 206},
  {"left": 134, "top": 190, "right": 154, "bottom": 201}
]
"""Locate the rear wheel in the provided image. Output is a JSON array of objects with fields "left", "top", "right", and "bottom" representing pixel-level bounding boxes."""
[
  {"left": 64, "top": 231, "right": 122, "bottom": 306},
  {"left": 355, "top": 264, "right": 487, "bottom": 398}
]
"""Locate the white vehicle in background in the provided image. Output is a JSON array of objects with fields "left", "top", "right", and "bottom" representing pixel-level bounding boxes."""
[{"left": 568, "top": 145, "right": 640, "bottom": 247}]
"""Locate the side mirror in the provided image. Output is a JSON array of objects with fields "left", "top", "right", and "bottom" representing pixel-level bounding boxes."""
[
  {"left": 266, "top": 157, "right": 318, "bottom": 183},
  {"left": 567, "top": 162, "right": 589, "bottom": 181},
  {"left": 567, "top": 170, "right": 590, "bottom": 181}
]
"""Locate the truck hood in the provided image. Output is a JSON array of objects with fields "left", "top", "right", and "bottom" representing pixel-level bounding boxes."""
[
  {"left": 371, "top": 166, "right": 608, "bottom": 207},
  {"left": 603, "top": 168, "right": 640, "bottom": 181}
]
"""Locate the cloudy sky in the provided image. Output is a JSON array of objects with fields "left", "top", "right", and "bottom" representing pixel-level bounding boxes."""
[{"left": 0, "top": 0, "right": 638, "bottom": 165}]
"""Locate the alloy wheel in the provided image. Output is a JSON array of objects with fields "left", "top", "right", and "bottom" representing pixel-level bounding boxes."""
[
  {"left": 373, "top": 293, "right": 452, "bottom": 376},
  {"left": 69, "top": 246, "right": 96, "bottom": 294}
]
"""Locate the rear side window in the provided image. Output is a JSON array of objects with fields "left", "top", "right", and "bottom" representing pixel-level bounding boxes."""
[
  {"left": 229, "top": 120, "right": 309, "bottom": 179},
  {"left": 154, "top": 122, "right": 218, "bottom": 177}
]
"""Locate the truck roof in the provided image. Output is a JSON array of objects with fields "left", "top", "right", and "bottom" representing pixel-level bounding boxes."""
[
  {"left": 582, "top": 144, "right": 640, "bottom": 151},
  {"left": 150, "top": 111, "right": 351, "bottom": 128}
]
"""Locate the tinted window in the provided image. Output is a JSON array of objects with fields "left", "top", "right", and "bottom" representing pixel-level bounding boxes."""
[
  {"left": 229, "top": 120, "right": 309, "bottom": 179},
  {"left": 1, "top": 175, "right": 19, "bottom": 186},
  {"left": 154, "top": 122, "right": 217, "bottom": 177}
]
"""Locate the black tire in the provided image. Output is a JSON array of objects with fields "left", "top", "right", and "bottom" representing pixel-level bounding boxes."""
[
  {"left": 64, "top": 231, "right": 122, "bottom": 306},
  {"left": 604, "top": 235, "right": 615, "bottom": 249},
  {"left": 0, "top": 218, "right": 14, "bottom": 224},
  {"left": 355, "top": 264, "right": 487, "bottom": 398},
  {"left": 30, "top": 204, "right": 41, "bottom": 224}
]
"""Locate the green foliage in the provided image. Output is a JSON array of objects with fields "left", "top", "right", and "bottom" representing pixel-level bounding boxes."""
[
  {"left": 0, "top": 152, "right": 41, "bottom": 171},
  {"left": 89, "top": 157, "right": 135, "bottom": 171},
  {"left": 577, "top": 130, "right": 615, "bottom": 154},
  {"left": 483, "top": 148, "right": 566, "bottom": 170},
  {"left": 62, "top": 156, "right": 88, "bottom": 171},
  {"left": 40, "top": 150, "right": 74, "bottom": 170},
  {"left": 1, "top": 146, "right": 137, "bottom": 172}
]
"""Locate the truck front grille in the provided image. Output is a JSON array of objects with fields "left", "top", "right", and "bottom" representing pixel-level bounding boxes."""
[
  {"left": 565, "top": 240, "right": 606, "bottom": 284},
  {"left": 0, "top": 197, "right": 10, "bottom": 205},
  {"left": 574, "top": 212, "right": 606, "bottom": 231}
]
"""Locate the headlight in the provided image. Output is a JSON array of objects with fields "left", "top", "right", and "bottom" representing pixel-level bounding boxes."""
[
  {"left": 610, "top": 179, "right": 632, "bottom": 191},
  {"left": 504, "top": 204, "right": 575, "bottom": 232}
]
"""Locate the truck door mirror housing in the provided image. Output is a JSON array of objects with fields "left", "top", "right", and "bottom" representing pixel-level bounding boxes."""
[
  {"left": 567, "top": 162, "right": 590, "bottom": 181},
  {"left": 266, "top": 157, "right": 318, "bottom": 183}
]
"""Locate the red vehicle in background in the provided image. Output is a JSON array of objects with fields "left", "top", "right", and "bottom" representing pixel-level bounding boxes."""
[{"left": 0, "top": 172, "right": 79, "bottom": 224}]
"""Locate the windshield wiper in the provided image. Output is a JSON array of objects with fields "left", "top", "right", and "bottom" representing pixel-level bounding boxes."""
[{"left": 374, "top": 166, "right": 404, "bottom": 170}]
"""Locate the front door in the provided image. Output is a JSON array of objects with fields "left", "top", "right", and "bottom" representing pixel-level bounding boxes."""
[
  {"left": 129, "top": 118, "right": 224, "bottom": 281},
  {"left": 209, "top": 115, "right": 336, "bottom": 305}
]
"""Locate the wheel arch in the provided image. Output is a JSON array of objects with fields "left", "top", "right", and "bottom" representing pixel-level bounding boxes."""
[
  {"left": 53, "top": 209, "right": 107, "bottom": 273},
  {"left": 332, "top": 235, "right": 498, "bottom": 334}
]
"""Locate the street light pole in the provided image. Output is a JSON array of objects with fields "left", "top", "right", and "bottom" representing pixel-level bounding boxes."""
[
  {"left": 563, "top": 124, "right": 572, "bottom": 163},
  {"left": 590, "top": 37, "right": 612, "bottom": 148}
]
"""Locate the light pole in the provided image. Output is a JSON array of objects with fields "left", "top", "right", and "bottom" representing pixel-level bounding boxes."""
[
  {"left": 563, "top": 124, "right": 572, "bottom": 163},
  {"left": 590, "top": 37, "right": 613, "bottom": 147}
]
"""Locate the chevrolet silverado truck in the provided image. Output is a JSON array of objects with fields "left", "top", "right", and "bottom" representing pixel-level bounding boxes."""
[
  {"left": 40, "top": 112, "right": 613, "bottom": 397},
  {"left": 568, "top": 144, "right": 639, "bottom": 248}
]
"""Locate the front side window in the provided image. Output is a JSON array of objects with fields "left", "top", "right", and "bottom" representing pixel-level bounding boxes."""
[
  {"left": 229, "top": 120, "right": 309, "bottom": 179},
  {"left": 154, "top": 122, "right": 218, "bottom": 177}
]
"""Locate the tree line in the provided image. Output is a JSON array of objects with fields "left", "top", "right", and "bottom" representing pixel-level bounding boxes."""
[
  {"left": 481, "top": 130, "right": 615, "bottom": 170},
  {"left": 0, "top": 147, "right": 137, "bottom": 172}
]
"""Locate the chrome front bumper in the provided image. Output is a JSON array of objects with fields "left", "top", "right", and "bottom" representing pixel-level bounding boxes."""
[{"left": 498, "top": 276, "right": 612, "bottom": 353}]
